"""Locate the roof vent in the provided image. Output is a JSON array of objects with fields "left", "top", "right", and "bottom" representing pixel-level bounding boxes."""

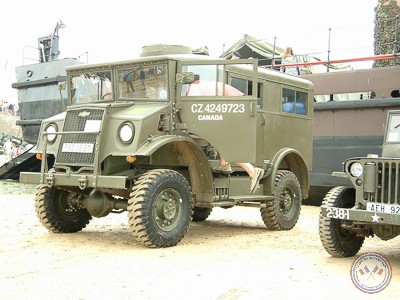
[{"left": 140, "top": 44, "right": 192, "bottom": 57}]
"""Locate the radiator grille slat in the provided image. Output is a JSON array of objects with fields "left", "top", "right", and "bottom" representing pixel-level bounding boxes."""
[
  {"left": 57, "top": 109, "right": 104, "bottom": 166},
  {"left": 376, "top": 161, "right": 400, "bottom": 205}
]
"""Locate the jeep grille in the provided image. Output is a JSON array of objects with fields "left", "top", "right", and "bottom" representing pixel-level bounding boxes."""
[
  {"left": 376, "top": 161, "right": 400, "bottom": 205},
  {"left": 57, "top": 109, "right": 105, "bottom": 166}
]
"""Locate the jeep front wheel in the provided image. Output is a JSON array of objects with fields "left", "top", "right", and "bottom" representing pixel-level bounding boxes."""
[
  {"left": 34, "top": 184, "right": 92, "bottom": 233},
  {"left": 319, "top": 186, "right": 364, "bottom": 257},
  {"left": 260, "top": 170, "right": 301, "bottom": 230},
  {"left": 128, "top": 169, "right": 193, "bottom": 248}
]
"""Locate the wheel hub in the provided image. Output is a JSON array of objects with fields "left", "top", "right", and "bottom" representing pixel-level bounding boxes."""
[
  {"left": 280, "top": 188, "right": 295, "bottom": 216},
  {"left": 283, "top": 192, "right": 292, "bottom": 209},
  {"left": 163, "top": 199, "right": 177, "bottom": 220},
  {"left": 154, "top": 189, "right": 182, "bottom": 231}
]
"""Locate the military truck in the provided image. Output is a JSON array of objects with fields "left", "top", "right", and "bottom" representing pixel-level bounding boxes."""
[
  {"left": 20, "top": 44, "right": 314, "bottom": 248},
  {"left": 319, "top": 109, "right": 400, "bottom": 257}
]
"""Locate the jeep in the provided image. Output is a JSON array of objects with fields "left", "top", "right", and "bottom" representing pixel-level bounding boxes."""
[{"left": 319, "top": 109, "right": 400, "bottom": 257}]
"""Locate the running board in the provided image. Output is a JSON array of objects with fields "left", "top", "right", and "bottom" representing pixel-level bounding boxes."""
[{"left": 210, "top": 195, "right": 273, "bottom": 208}]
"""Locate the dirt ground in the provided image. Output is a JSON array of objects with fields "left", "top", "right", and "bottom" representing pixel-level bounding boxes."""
[{"left": 1, "top": 180, "right": 399, "bottom": 300}]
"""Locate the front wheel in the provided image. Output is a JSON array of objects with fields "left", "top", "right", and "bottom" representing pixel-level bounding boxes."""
[
  {"left": 127, "top": 169, "right": 193, "bottom": 248},
  {"left": 319, "top": 186, "right": 364, "bottom": 257},
  {"left": 34, "top": 184, "right": 92, "bottom": 233},
  {"left": 260, "top": 170, "right": 301, "bottom": 230}
]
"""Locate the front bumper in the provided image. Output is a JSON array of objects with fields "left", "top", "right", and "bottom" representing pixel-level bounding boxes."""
[
  {"left": 321, "top": 206, "right": 400, "bottom": 226},
  {"left": 20, "top": 171, "right": 128, "bottom": 190}
]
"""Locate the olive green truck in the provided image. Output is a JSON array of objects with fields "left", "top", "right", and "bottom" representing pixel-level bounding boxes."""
[
  {"left": 320, "top": 109, "right": 400, "bottom": 257},
  {"left": 21, "top": 45, "right": 314, "bottom": 248}
]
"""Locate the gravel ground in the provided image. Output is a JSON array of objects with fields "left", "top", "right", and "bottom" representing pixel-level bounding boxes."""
[{"left": 1, "top": 180, "right": 399, "bottom": 300}]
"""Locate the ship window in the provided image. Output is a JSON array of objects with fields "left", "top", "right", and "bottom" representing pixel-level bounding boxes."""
[
  {"left": 391, "top": 90, "right": 400, "bottom": 98},
  {"left": 282, "top": 88, "right": 307, "bottom": 115}
]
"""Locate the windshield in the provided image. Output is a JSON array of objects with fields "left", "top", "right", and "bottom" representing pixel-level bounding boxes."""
[
  {"left": 70, "top": 71, "right": 112, "bottom": 104},
  {"left": 117, "top": 64, "right": 168, "bottom": 101}
]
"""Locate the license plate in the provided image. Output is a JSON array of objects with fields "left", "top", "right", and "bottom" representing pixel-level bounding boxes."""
[
  {"left": 62, "top": 143, "right": 94, "bottom": 153},
  {"left": 367, "top": 203, "right": 400, "bottom": 214}
]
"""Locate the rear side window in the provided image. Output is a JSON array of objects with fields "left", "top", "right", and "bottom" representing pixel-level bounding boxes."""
[{"left": 282, "top": 88, "right": 308, "bottom": 115}]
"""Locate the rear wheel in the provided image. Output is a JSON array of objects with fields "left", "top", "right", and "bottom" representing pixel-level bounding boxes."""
[
  {"left": 192, "top": 207, "right": 212, "bottom": 222},
  {"left": 319, "top": 186, "right": 364, "bottom": 257},
  {"left": 34, "top": 184, "right": 92, "bottom": 233},
  {"left": 128, "top": 169, "right": 193, "bottom": 248},
  {"left": 260, "top": 170, "right": 301, "bottom": 230}
]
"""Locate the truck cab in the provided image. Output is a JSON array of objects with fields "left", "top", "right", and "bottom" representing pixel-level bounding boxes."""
[{"left": 21, "top": 44, "right": 314, "bottom": 248}]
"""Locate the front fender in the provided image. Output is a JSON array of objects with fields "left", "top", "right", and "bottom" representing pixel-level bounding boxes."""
[
  {"left": 134, "top": 135, "right": 197, "bottom": 156},
  {"left": 135, "top": 135, "right": 214, "bottom": 205}
]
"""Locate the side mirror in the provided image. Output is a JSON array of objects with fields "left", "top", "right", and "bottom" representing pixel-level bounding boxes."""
[
  {"left": 58, "top": 81, "right": 66, "bottom": 90},
  {"left": 176, "top": 72, "right": 196, "bottom": 84}
]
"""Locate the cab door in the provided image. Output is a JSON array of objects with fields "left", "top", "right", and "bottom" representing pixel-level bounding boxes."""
[{"left": 177, "top": 60, "right": 259, "bottom": 163}]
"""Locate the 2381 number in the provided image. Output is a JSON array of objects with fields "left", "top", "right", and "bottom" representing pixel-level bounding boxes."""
[{"left": 326, "top": 207, "right": 350, "bottom": 220}]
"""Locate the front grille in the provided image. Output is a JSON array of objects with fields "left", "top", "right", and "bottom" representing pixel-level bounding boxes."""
[
  {"left": 57, "top": 109, "right": 105, "bottom": 166},
  {"left": 376, "top": 161, "right": 400, "bottom": 205}
]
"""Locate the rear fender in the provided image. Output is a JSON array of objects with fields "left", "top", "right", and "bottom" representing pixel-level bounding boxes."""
[{"left": 265, "top": 148, "right": 309, "bottom": 199}]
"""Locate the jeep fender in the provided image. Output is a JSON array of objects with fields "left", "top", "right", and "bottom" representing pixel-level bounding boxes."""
[
  {"left": 134, "top": 135, "right": 214, "bottom": 204},
  {"left": 266, "top": 148, "right": 309, "bottom": 199}
]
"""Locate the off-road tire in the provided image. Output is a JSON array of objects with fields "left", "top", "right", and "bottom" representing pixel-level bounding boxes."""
[
  {"left": 192, "top": 207, "right": 212, "bottom": 222},
  {"left": 128, "top": 169, "right": 193, "bottom": 248},
  {"left": 261, "top": 170, "right": 301, "bottom": 230},
  {"left": 34, "top": 184, "right": 92, "bottom": 233},
  {"left": 319, "top": 186, "right": 364, "bottom": 257}
]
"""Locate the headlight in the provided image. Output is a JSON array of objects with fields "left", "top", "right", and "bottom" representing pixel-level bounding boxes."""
[
  {"left": 45, "top": 124, "right": 57, "bottom": 143},
  {"left": 119, "top": 122, "right": 134, "bottom": 143},
  {"left": 349, "top": 162, "right": 363, "bottom": 177}
]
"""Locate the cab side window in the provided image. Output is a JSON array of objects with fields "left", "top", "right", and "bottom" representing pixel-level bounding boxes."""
[
  {"left": 230, "top": 77, "right": 247, "bottom": 94},
  {"left": 230, "top": 77, "right": 262, "bottom": 109},
  {"left": 282, "top": 88, "right": 307, "bottom": 115}
]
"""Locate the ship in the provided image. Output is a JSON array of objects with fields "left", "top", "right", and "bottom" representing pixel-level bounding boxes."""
[
  {"left": 0, "top": 21, "right": 83, "bottom": 179},
  {"left": 12, "top": 20, "right": 83, "bottom": 144}
]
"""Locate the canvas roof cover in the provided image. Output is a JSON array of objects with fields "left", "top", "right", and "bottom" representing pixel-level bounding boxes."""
[
  {"left": 221, "top": 34, "right": 352, "bottom": 74},
  {"left": 220, "top": 34, "right": 284, "bottom": 67}
]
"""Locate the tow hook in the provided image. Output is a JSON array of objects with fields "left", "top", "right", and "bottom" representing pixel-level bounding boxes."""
[
  {"left": 78, "top": 176, "right": 88, "bottom": 190},
  {"left": 45, "top": 172, "right": 54, "bottom": 187}
]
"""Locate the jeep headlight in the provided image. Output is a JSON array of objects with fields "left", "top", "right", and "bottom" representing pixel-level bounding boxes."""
[
  {"left": 45, "top": 124, "right": 58, "bottom": 143},
  {"left": 119, "top": 122, "right": 134, "bottom": 143},
  {"left": 349, "top": 162, "right": 363, "bottom": 177}
]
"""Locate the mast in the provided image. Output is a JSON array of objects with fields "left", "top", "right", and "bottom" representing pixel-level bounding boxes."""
[{"left": 37, "top": 20, "right": 66, "bottom": 63}]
